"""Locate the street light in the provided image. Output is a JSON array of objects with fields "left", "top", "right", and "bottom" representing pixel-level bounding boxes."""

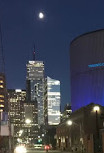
[
  {"left": 19, "top": 130, "right": 23, "bottom": 137},
  {"left": 67, "top": 120, "right": 73, "bottom": 126},
  {"left": 67, "top": 119, "right": 83, "bottom": 152},
  {"left": 93, "top": 105, "right": 100, "bottom": 137},
  {"left": 93, "top": 106, "right": 100, "bottom": 112},
  {"left": 25, "top": 119, "right": 31, "bottom": 124},
  {"left": 93, "top": 105, "right": 101, "bottom": 152},
  {"left": 25, "top": 119, "right": 31, "bottom": 144}
]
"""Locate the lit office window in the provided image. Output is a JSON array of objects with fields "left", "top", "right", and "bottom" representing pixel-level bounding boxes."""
[
  {"left": 0, "top": 95, "right": 4, "bottom": 98},
  {"left": 0, "top": 85, "right": 3, "bottom": 88},
  {"left": 0, "top": 80, "right": 3, "bottom": 83},
  {"left": 0, "top": 104, "right": 4, "bottom": 107},
  {"left": 0, "top": 100, "right": 4, "bottom": 102}
]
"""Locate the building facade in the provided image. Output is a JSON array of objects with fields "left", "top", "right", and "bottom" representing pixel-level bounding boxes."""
[
  {"left": 7, "top": 89, "right": 26, "bottom": 138},
  {"left": 61, "top": 104, "right": 72, "bottom": 122},
  {"left": 0, "top": 73, "right": 7, "bottom": 113},
  {"left": 56, "top": 103, "right": 104, "bottom": 153},
  {"left": 22, "top": 102, "right": 38, "bottom": 144},
  {"left": 44, "top": 77, "right": 61, "bottom": 126},
  {"left": 70, "top": 29, "right": 104, "bottom": 111},
  {"left": 26, "top": 61, "right": 44, "bottom": 126}
]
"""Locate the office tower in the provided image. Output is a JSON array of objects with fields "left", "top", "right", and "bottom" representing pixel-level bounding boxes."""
[
  {"left": 70, "top": 29, "right": 104, "bottom": 111},
  {"left": 44, "top": 77, "right": 61, "bottom": 126},
  {"left": 23, "top": 103, "right": 38, "bottom": 144},
  {"left": 26, "top": 61, "right": 44, "bottom": 126},
  {"left": 7, "top": 89, "right": 26, "bottom": 138}
]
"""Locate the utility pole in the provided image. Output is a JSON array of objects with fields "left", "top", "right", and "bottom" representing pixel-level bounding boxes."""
[{"left": 0, "top": 23, "right": 10, "bottom": 152}]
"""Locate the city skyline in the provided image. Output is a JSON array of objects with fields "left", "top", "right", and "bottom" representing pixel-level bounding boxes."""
[{"left": 1, "top": 0, "right": 104, "bottom": 109}]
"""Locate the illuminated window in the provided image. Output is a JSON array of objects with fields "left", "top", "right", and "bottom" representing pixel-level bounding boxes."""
[
  {"left": 0, "top": 109, "right": 3, "bottom": 112},
  {"left": 0, "top": 80, "right": 3, "bottom": 83},
  {"left": 0, "top": 100, "right": 4, "bottom": 102},
  {"left": 0, "top": 85, "right": 3, "bottom": 88},
  {"left": 0, "top": 95, "right": 4, "bottom": 98},
  {"left": 0, "top": 104, "right": 4, "bottom": 107}
]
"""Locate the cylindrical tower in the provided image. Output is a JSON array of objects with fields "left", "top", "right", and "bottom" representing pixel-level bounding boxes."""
[{"left": 70, "top": 29, "right": 104, "bottom": 111}]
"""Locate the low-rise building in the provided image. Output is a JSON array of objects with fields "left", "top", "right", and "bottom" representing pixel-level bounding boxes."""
[
  {"left": 56, "top": 103, "right": 104, "bottom": 153},
  {"left": 61, "top": 104, "right": 72, "bottom": 122}
]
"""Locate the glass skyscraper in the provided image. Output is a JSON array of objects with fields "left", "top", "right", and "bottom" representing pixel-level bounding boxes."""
[
  {"left": 26, "top": 61, "right": 44, "bottom": 126},
  {"left": 44, "top": 77, "right": 61, "bottom": 125}
]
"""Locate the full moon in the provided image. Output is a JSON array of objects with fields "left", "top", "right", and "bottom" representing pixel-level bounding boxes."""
[{"left": 39, "top": 12, "right": 44, "bottom": 19}]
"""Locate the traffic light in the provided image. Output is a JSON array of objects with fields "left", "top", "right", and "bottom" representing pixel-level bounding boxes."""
[{"left": 38, "top": 138, "right": 42, "bottom": 143}]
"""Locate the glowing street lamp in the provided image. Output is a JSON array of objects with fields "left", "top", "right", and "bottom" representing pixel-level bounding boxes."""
[
  {"left": 67, "top": 119, "right": 84, "bottom": 149},
  {"left": 93, "top": 105, "right": 100, "bottom": 152},
  {"left": 25, "top": 119, "right": 31, "bottom": 124},
  {"left": 19, "top": 130, "right": 23, "bottom": 137},
  {"left": 93, "top": 105, "right": 100, "bottom": 138},
  {"left": 67, "top": 120, "right": 73, "bottom": 126},
  {"left": 93, "top": 106, "right": 100, "bottom": 112},
  {"left": 25, "top": 119, "right": 31, "bottom": 144},
  {"left": 19, "top": 130, "right": 23, "bottom": 134}
]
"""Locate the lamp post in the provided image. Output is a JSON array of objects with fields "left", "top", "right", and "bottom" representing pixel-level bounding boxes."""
[
  {"left": 93, "top": 105, "right": 100, "bottom": 153},
  {"left": 25, "top": 119, "right": 31, "bottom": 124},
  {"left": 67, "top": 119, "right": 83, "bottom": 152},
  {"left": 93, "top": 106, "right": 100, "bottom": 138},
  {"left": 19, "top": 129, "right": 23, "bottom": 137},
  {"left": 67, "top": 120, "right": 72, "bottom": 126},
  {"left": 25, "top": 119, "right": 31, "bottom": 144},
  {"left": 93, "top": 105, "right": 101, "bottom": 153}
]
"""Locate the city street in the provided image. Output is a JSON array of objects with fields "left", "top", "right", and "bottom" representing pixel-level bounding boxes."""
[{"left": 26, "top": 150, "right": 68, "bottom": 153}]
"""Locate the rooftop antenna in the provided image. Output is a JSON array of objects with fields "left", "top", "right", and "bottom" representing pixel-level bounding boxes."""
[{"left": 33, "top": 44, "right": 35, "bottom": 61}]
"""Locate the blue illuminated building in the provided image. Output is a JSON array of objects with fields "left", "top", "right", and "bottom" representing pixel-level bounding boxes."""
[
  {"left": 44, "top": 77, "right": 61, "bottom": 125},
  {"left": 70, "top": 29, "right": 104, "bottom": 111}
]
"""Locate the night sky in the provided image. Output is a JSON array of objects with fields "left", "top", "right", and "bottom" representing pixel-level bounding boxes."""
[{"left": 1, "top": 0, "right": 104, "bottom": 109}]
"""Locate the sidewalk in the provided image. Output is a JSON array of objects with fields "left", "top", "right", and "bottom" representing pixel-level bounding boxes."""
[{"left": 53, "top": 150, "right": 86, "bottom": 153}]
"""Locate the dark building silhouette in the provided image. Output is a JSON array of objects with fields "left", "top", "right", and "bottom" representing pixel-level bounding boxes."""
[
  {"left": 0, "top": 25, "right": 7, "bottom": 113},
  {"left": 56, "top": 103, "right": 104, "bottom": 153},
  {"left": 0, "top": 73, "right": 8, "bottom": 112}
]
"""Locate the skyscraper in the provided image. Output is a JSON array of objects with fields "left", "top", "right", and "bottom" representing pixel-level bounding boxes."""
[
  {"left": 23, "top": 103, "right": 38, "bottom": 144},
  {"left": 26, "top": 61, "right": 44, "bottom": 126},
  {"left": 44, "top": 77, "right": 61, "bottom": 125},
  {"left": 7, "top": 89, "right": 26, "bottom": 138}
]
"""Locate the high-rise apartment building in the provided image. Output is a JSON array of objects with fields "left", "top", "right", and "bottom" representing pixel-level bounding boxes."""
[
  {"left": 7, "top": 89, "right": 26, "bottom": 138},
  {"left": 44, "top": 77, "right": 61, "bottom": 126},
  {"left": 26, "top": 61, "right": 44, "bottom": 126}
]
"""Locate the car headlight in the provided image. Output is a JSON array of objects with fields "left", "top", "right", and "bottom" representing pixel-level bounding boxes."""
[{"left": 15, "top": 146, "right": 27, "bottom": 153}]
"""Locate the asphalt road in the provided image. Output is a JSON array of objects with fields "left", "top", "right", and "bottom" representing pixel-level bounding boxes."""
[{"left": 26, "top": 149, "right": 65, "bottom": 153}]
